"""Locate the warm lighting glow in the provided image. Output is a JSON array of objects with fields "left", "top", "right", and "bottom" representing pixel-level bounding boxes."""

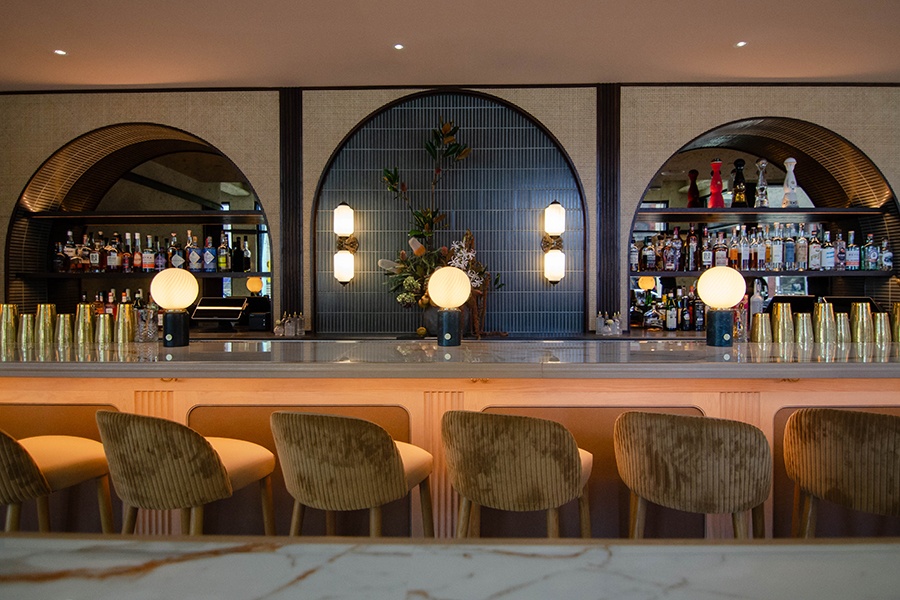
[
  {"left": 150, "top": 268, "right": 199, "bottom": 310},
  {"left": 53, "top": 49, "right": 68, "bottom": 56},
  {"left": 333, "top": 202, "right": 354, "bottom": 236},
  {"left": 696, "top": 266, "right": 745, "bottom": 309},
  {"left": 544, "top": 201, "right": 566, "bottom": 236},
  {"left": 638, "top": 276, "right": 657, "bottom": 291},
  {"left": 246, "top": 277, "right": 263, "bottom": 294},
  {"left": 734, "top": 41, "right": 748, "bottom": 48},
  {"left": 333, "top": 250, "right": 355, "bottom": 284},
  {"left": 394, "top": 43, "right": 404, "bottom": 50},
  {"left": 544, "top": 249, "right": 566, "bottom": 284},
  {"left": 428, "top": 267, "right": 471, "bottom": 309}
]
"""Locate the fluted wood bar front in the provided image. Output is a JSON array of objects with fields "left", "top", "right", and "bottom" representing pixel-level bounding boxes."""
[{"left": 1, "top": 339, "right": 899, "bottom": 538}]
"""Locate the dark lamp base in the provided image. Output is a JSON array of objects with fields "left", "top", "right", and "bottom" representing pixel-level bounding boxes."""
[
  {"left": 163, "top": 310, "right": 190, "bottom": 347},
  {"left": 706, "top": 308, "right": 734, "bottom": 347},
  {"left": 437, "top": 308, "right": 461, "bottom": 347}
]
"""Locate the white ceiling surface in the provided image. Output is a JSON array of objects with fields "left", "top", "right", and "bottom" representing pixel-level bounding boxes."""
[{"left": 2, "top": 0, "right": 899, "bottom": 92}]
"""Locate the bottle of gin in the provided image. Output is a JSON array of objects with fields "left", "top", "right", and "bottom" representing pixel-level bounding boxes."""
[
  {"left": 880, "top": 238, "right": 893, "bottom": 271},
  {"left": 845, "top": 231, "right": 860, "bottom": 270},
  {"left": 862, "top": 233, "right": 879, "bottom": 270},
  {"left": 821, "top": 230, "right": 835, "bottom": 271}
]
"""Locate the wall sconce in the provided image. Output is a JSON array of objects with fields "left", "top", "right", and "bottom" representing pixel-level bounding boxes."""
[
  {"left": 541, "top": 200, "right": 566, "bottom": 284},
  {"left": 333, "top": 202, "right": 358, "bottom": 285},
  {"left": 697, "top": 266, "right": 745, "bottom": 347},
  {"left": 427, "top": 267, "right": 471, "bottom": 347},
  {"left": 150, "top": 268, "right": 199, "bottom": 347}
]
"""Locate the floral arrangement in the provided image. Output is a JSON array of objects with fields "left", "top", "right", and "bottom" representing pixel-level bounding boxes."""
[{"left": 378, "top": 118, "right": 503, "bottom": 337}]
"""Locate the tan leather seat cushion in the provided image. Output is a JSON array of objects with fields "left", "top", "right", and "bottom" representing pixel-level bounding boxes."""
[
  {"left": 206, "top": 437, "right": 275, "bottom": 493},
  {"left": 578, "top": 448, "right": 593, "bottom": 490},
  {"left": 394, "top": 441, "right": 433, "bottom": 490},
  {"left": 18, "top": 435, "right": 108, "bottom": 492}
]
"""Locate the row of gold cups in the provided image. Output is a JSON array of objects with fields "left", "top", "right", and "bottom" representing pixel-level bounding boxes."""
[
  {"left": 750, "top": 301, "right": 898, "bottom": 346},
  {"left": 0, "top": 302, "right": 140, "bottom": 348}
]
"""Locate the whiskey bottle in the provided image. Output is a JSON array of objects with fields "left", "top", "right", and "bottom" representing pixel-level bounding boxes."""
[
  {"left": 834, "top": 231, "right": 847, "bottom": 270},
  {"left": 89, "top": 234, "right": 103, "bottom": 273},
  {"left": 640, "top": 236, "right": 657, "bottom": 271},
  {"left": 52, "top": 242, "right": 69, "bottom": 273},
  {"left": 700, "top": 227, "right": 713, "bottom": 270},
  {"left": 132, "top": 232, "right": 142, "bottom": 272},
  {"left": 122, "top": 232, "right": 133, "bottom": 273},
  {"left": 713, "top": 232, "right": 729, "bottom": 267},
  {"left": 845, "top": 231, "right": 860, "bottom": 270},
  {"left": 686, "top": 225, "right": 700, "bottom": 271},
  {"left": 105, "top": 233, "right": 120, "bottom": 272},
  {"left": 663, "top": 234, "right": 677, "bottom": 271},
  {"left": 63, "top": 230, "right": 78, "bottom": 264},
  {"left": 728, "top": 226, "right": 739, "bottom": 268},
  {"left": 142, "top": 235, "right": 156, "bottom": 273},
  {"left": 670, "top": 227, "right": 683, "bottom": 271},
  {"left": 80, "top": 233, "right": 92, "bottom": 272}
]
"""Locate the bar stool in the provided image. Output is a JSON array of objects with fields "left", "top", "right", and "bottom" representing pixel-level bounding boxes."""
[
  {"left": 441, "top": 410, "right": 592, "bottom": 538},
  {"left": 96, "top": 411, "right": 275, "bottom": 535},
  {"left": 0, "top": 428, "right": 113, "bottom": 533},
  {"left": 784, "top": 407, "right": 900, "bottom": 537},
  {"left": 614, "top": 411, "right": 771, "bottom": 539},
  {"left": 270, "top": 411, "right": 434, "bottom": 537}
]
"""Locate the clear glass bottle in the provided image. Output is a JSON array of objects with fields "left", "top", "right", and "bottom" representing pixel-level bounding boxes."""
[
  {"left": 845, "top": 230, "right": 860, "bottom": 270},
  {"left": 834, "top": 231, "right": 846, "bottom": 271},
  {"left": 770, "top": 223, "right": 784, "bottom": 271},
  {"left": 686, "top": 225, "right": 699, "bottom": 271},
  {"left": 783, "top": 224, "right": 796, "bottom": 271},
  {"left": 154, "top": 236, "right": 167, "bottom": 271},
  {"left": 821, "top": 230, "right": 835, "bottom": 271},
  {"left": 242, "top": 236, "right": 253, "bottom": 272},
  {"left": 880, "top": 238, "right": 893, "bottom": 271},
  {"left": 739, "top": 225, "right": 750, "bottom": 271},
  {"left": 700, "top": 227, "right": 713, "bottom": 270},
  {"left": 629, "top": 237, "right": 640, "bottom": 272},
  {"left": 728, "top": 226, "right": 739, "bottom": 268},
  {"left": 862, "top": 233, "right": 879, "bottom": 270},
  {"left": 808, "top": 227, "right": 822, "bottom": 271},
  {"left": 203, "top": 236, "right": 217, "bottom": 272},
  {"left": 217, "top": 232, "right": 232, "bottom": 272},
  {"left": 142, "top": 234, "right": 156, "bottom": 273},
  {"left": 795, "top": 223, "right": 809, "bottom": 271},
  {"left": 187, "top": 232, "right": 203, "bottom": 272},
  {"left": 168, "top": 232, "right": 185, "bottom": 269},
  {"left": 714, "top": 231, "right": 729, "bottom": 267},
  {"left": 640, "top": 236, "right": 657, "bottom": 271}
]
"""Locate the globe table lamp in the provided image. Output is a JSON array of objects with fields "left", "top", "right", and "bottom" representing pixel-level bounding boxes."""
[
  {"left": 246, "top": 276, "right": 264, "bottom": 296},
  {"left": 696, "top": 266, "right": 745, "bottom": 347},
  {"left": 427, "top": 267, "right": 471, "bottom": 347},
  {"left": 150, "top": 268, "right": 199, "bottom": 347}
]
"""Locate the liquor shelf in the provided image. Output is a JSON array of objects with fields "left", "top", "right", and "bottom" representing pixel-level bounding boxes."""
[
  {"left": 629, "top": 269, "right": 893, "bottom": 278},
  {"left": 632, "top": 207, "right": 882, "bottom": 225},
  {"left": 25, "top": 210, "right": 267, "bottom": 225},
  {"left": 16, "top": 271, "right": 272, "bottom": 279}
]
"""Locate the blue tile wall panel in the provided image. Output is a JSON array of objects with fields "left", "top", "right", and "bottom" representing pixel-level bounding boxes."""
[{"left": 315, "top": 93, "right": 585, "bottom": 337}]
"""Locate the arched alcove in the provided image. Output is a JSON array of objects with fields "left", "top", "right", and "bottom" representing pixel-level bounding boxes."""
[
  {"left": 7, "top": 123, "right": 270, "bottom": 311},
  {"left": 313, "top": 91, "right": 587, "bottom": 337}
]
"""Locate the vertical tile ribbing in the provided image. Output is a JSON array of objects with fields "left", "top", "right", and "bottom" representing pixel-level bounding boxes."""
[
  {"left": 597, "top": 84, "right": 621, "bottom": 316},
  {"left": 280, "top": 89, "right": 304, "bottom": 315}
]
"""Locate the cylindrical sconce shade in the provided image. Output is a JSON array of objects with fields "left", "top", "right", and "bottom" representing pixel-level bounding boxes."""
[
  {"left": 333, "top": 203, "right": 354, "bottom": 236},
  {"left": 427, "top": 267, "right": 471, "bottom": 309},
  {"left": 544, "top": 201, "right": 566, "bottom": 236},
  {"left": 696, "top": 266, "right": 745, "bottom": 309},
  {"left": 333, "top": 250, "right": 355, "bottom": 284},
  {"left": 544, "top": 249, "right": 566, "bottom": 284},
  {"left": 150, "top": 268, "right": 199, "bottom": 310}
]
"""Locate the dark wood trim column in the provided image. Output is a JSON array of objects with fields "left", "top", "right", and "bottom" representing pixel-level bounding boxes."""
[
  {"left": 597, "top": 83, "right": 621, "bottom": 314},
  {"left": 279, "top": 88, "right": 303, "bottom": 314}
]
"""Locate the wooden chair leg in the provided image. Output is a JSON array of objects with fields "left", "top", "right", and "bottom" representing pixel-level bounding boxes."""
[
  {"left": 122, "top": 505, "right": 138, "bottom": 534},
  {"left": 325, "top": 510, "right": 337, "bottom": 536},
  {"left": 189, "top": 505, "right": 204, "bottom": 535},
  {"left": 289, "top": 500, "right": 305, "bottom": 536},
  {"left": 96, "top": 475, "right": 114, "bottom": 534},
  {"left": 798, "top": 491, "right": 817, "bottom": 538},
  {"left": 456, "top": 496, "right": 472, "bottom": 538},
  {"left": 547, "top": 507, "right": 560, "bottom": 538},
  {"left": 180, "top": 508, "right": 192, "bottom": 535},
  {"left": 36, "top": 495, "right": 51, "bottom": 533},
  {"left": 418, "top": 478, "right": 435, "bottom": 537},
  {"left": 751, "top": 504, "right": 765, "bottom": 539},
  {"left": 629, "top": 492, "right": 647, "bottom": 539},
  {"left": 259, "top": 475, "right": 275, "bottom": 536},
  {"left": 470, "top": 503, "right": 481, "bottom": 537},
  {"left": 732, "top": 511, "right": 749, "bottom": 539},
  {"left": 369, "top": 506, "right": 382, "bottom": 537},
  {"left": 579, "top": 484, "right": 591, "bottom": 539},
  {"left": 5, "top": 503, "right": 21, "bottom": 532}
]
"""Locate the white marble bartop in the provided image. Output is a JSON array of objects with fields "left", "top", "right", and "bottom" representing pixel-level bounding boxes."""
[
  {"left": 0, "top": 339, "right": 898, "bottom": 379},
  {"left": 1, "top": 534, "right": 898, "bottom": 599}
]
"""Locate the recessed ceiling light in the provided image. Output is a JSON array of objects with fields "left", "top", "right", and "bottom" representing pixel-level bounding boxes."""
[
  {"left": 53, "top": 49, "right": 68, "bottom": 56},
  {"left": 394, "top": 43, "right": 404, "bottom": 50},
  {"left": 734, "top": 41, "right": 748, "bottom": 48}
]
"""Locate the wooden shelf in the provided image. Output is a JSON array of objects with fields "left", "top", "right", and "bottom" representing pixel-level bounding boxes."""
[
  {"left": 629, "top": 270, "right": 894, "bottom": 278},
  {"left": 633, "top": 207, "right": 881, "bottom": 225},
  {"left": 16, "top": 271, "right": 272, "bottom": 280},
  {"left": 24, "top": 211, "right": 267, "bottom": 226}
]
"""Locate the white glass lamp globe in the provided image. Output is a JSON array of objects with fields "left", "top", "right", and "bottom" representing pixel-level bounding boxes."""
[
  {"left": 333, "top": 203, "right": 354, "bottom": 236},
  {"left": 333, "top": 250, "right": 355, "bottom": 284},
  {"left": 246, "top": 277, "right": 264, "bottom": 294},
  {"left": 637, "top": 276, "right": 657, "bottom": 291},
  {"left": 150, "top": 268, "right": 199, "bottom": 310},
  {"left": 544, "top": 249, "right": 566, "bottom": 283},
  {"left": 697, "top": 266, "right": 745, "bottom": 309},
  {"left": 427, "top": 267, "right": 471, "bottom": 309},
  {"left": 544, "top": 201, "right": 566, "bottom": 237}
]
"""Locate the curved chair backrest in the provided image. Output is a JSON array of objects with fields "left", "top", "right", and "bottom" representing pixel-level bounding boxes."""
[
  {"left": 270, "top": 411, "right": 408, "bottom": 511},
  {"left": 614, "top": 411, "right": 772, "bottom": 514},
  {"left": 96, "top": 411, "right": 232, "bottom": 510},
  {"left": 441, "top": 410, "right": 583, "bottom": 512},
  {"left": 784, "top": 408, "right": 900, "bottom": 517},
  {"left": 0, "top": 428, "right": 50, "bottom": 504}
]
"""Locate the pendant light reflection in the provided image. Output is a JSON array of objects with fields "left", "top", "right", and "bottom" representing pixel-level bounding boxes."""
[
  {"left": 541, "top": 200, "right": 566, "bottom": 284},
  {"left": 333, "top": 203, "right": 358, "bottom": 285}
]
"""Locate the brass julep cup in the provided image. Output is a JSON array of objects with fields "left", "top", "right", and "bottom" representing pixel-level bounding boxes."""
[
  {"left": 0, "top": 304, "right": 18, "bottom": 347},
  {"left": 114, "top": 303, "right": 135, "bottom": 344},
  {"left": 813, "top": 302, "right": 836, "bottom": 344},
  {"left": 850, "top": 302, "right": 873, "bottom": 343},
  {"left": 891, "top": 302, "right": 900, "bottom": 343},
  {"left": 750, "top": 313, "right": 772, "bottom": 343},
  {"left": 74, "top": 303, "right": 94, "bottom": 347},
  {"left": 873, "top": 312, "right": 891, "bottom": 346},
  {"left": 95, "top": 313, "right": 113, "bottom": 345},
  {"left": 794, "top": 313, "right": 813, "bottom": 347},
  {"left": 836, "top": 313, "right": 851, "bottom": 344},
  {"left": 17, "top": 313, "right": 34, "bottom": 347},
  {"left": 55, "top": 313, "right": 74, "bottom": 348},
  {"left": 771, "top": 303, "right": 794, "bottom": 345},
  {"left": 35, "top": 303, "right": 57, "bottom": 348}
]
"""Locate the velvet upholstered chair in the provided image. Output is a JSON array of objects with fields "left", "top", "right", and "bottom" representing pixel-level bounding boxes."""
[
  {"left": 441, "top": 410, "right": 593, "bottom": 538},
  {"left": 0, "top": 428, "right": 113, "bottom": 533},
  {"left": 614, "top": 411, "right": 772, "bottom": 539},
  {"left": 784, "top": 407, "right": 900, "bottom": 537},
  {"left": 96, "top": 411, "right": 276, "bottom": 535},
  {"left": 270, "top": 411, "right": 434, "bottom": 537}
]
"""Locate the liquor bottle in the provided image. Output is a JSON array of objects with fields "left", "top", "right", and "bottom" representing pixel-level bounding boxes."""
[
  {"left": 168, "top": 233, "right": 185, "bottom": 269},
  {"left": 834, "top": 231, "right": 846, "bottom": 271},
  {"left": 133, "top": 288, "right": 145, "bottom": 310},
  {"left": 63, "top": 230, "right": 78, "bottom": 263},
  {"left": 845, "top": 231, "right": 860, "bottom": 270},
  {"left": 686, "top": 225, "right": 699, "bottom": 271},
  {"left": 763, "top": 225, "right": 772, "bottom": 270},
  {"left": 748, "top": 228, "right": 759, "bottom": 270},
  {"left": 752, "top": 228, "right": 765, "bottom": 271},
  {"left": 708, "top": 159, "right": 725, "bottom": 208},
  {"left": 91, "top": 292, "right": 106, "bottom": 316},
  {"left": 105, "top": 233, "right": 120, "bottom": 272},
  {"left": 643, "top": 303, "right": 663, "bottom": 331},
  {"left": 203, "top": 236, "right": 217, "bottom": 272},
  {"left": 783, "top": 224, "right": 796, "bottom": 271},
  {"left": 105, "top": 289, "right": 117, "bottom": 318},
  {"left": 808, "top": 227, "right": 822, "bottom": 271},
  {"left": 713, "top": 232, "right": 729, "bottom": 267},
  {"left": 731, "top": 158, "right": 748, "bottom": 208},
  {"left": 727, "top": 226, "right": 739, "bottom": 268},
  {"left": 186, "top": 231, "right": 203, "bottom": 272},
  {"left": 693, "top": 294, "right": 706, "bottom": 331},
  {"left": 700, "top": 227, "right": 713, "bottom": 270},
  {"left": 754, "top": 158, "right": 769, "bottom": 208},
  {"left": 89, "top": 234, "right": 103, "bottom": 273},
  {"left": 782, "top": 157, "right": 799, "bottom": 208},
  {"left": 795, "top": 223, "right": 809, "bottom": 271},
  {"left": 770, "top": 224, "right": 784, "bottom": 271},
  {"left": 217, "top": 233, "right": 232, "bottom": 272},
  {"left": 880, "top": 238, "right": 893, "bottom": 271},
  {"left": 670, "top": 227, "right": 683, "bottom": 271},
  {"left": 738, "top": 225, "right": 750, "bottom": 271},
  {"left": 80, "top": 233, "right": 92, "bottom": 272},
  {"left": 640, "top": 236, "right": 657, "bottom": 271},
  {"left": 132, "top": 232, "right": 142, "bottom": 272},
  {"left": 52, "top": 242, "right": 69, "bottom": 273},
  {"left": 68, "top": 236, "right": 84, "bottom": 273},
  {"left": 686, "top": 169, "right": 701, "bottom": 208},
  {"left": 665, "top": 293, "right": 678, "bottom": 331},
  {"left": 629, "top": 237, "right": 640, "bottom": 272},
  {"left": 821, "top": 230, "right": 835, "bottom": 271},
  {"left": 122, "top": 232, "right": 133, "bottom": 273},
  {"left": 154, "top": 236, "right": 167, "bottom": 271},
  {"left": 862, "top": 233, "right": 879, "bottom": 270},
  {"left": 142, "top": 235, "right": 155, "bottom": 273},
  {"left": 749, "top": 279, "right": 765, "bottom": 323},
  {"left": 232, "top": 235, "right": 244, "bottom": 272},
  {"left": 662, "top": 234, "right": 677, "bottom": 271}
]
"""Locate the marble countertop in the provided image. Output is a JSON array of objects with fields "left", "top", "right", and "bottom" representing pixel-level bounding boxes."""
[
  {"left": 0, "top": 339, "right": 898, "bottom": 379},
  {"left": 1, "top": 534, "right": 898, "bottom": 599}
]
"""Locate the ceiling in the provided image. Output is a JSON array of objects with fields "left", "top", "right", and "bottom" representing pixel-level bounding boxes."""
[{"left": 2, "top": 0, "right": 899, "bottom": 92}]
